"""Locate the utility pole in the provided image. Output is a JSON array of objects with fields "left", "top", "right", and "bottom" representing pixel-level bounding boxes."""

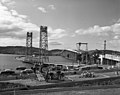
[
  {"left": 103, "top": 40, "right": 106, "bottom": 65},
  {"left": 104, "top": 40, "right": 106, "bottom": 52}
]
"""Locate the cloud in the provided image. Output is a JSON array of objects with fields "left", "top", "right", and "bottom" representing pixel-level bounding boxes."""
[
  {"left": 75, "top": 21, "right": 120, "bottom": 50},
  {"left": 38, "top": 7, "right": 47, "bottom": 13},
  {"left": 48, "top": 27, "right": 67, "bottom": 40},
  {"left": 38, "top": 5, "right": 55, "bottom": 13},
  {"left": 75, "top": 25, "right": 111, "bottom": 36},
  {"left": 10, "top": 10, "right": 27, "bottom": 19},
  {"left": 49, "top": 41, "right": 63, "bottom": 46},
  {"left": 113, "top": 35, "right": 119, "bottom": 40},
  {"left": 75, "top": 21, "right": 120, "bottom": 36},
  {"left": 71, "top": 34, "right": 76, "bottom": 37},
  {"left": 48, "top": 5, "right": 56, "bottom": 10},
  {"left": 1, "top": 0, "right": 15, "bottom": 8},
  {"left": 109, "top": 39, "right": 120, "bottom": 48},
  {"left": 0, "top": 2, "right": 39, "bottom": 40},
  {"left": 112, "top": 23, "right": 120, "bottom": 34},
  {"left": 0, "top": 2, "right": 67, "bottom": 47},
  {"left": 117, "top": 18, "right": 120, "bottom": 23},
  {"left": 0, "top": 38, "right": 25, "bottom": 46}
]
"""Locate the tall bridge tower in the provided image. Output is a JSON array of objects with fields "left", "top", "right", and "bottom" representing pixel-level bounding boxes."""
[
  {"left": 26, "top": 32, "right": 33, "bottom": 57},
  {"left": 39, "top": 26, "right": 49, "bottom": 63}
]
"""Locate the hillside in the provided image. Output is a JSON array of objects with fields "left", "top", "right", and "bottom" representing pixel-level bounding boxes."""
[
  {"left": 0, "top": 46, "right": 39, "bottom": 55},
  {"left": 88, "top": 49, "right": 120, "bottom": 56},
  {"left": 0, "top": 46, "right": 62, "bottom": 55},
  {"left": 0, "top": 46, "right": 120, "bottom": 56}
]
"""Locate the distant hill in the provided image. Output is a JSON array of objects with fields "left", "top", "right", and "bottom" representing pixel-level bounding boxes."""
[
  {"left": 0, "top": 46, "right": 120, "bottom": 56},
  {"left": 0, "top": 46, "right": 62, "bottom": 56},
  {"left": 0, "top": 46, "right": 39, "bottom": 55},
  {"left": 88, "top": 49, "right": 120, "bottom": 55},
  {"left": 49, "top": 49, "right": 63, "bottom": 56}
]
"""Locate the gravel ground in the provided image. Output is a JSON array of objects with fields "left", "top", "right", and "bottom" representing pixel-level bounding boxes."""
[
  {"left": 4, "top": 79, "right": 50, "bottom": 86},
  {"left": 22, "top": 88, "right": 120, "bottom": 95}
]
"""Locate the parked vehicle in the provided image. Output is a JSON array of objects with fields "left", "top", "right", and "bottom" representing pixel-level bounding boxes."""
[
  {"left": 80, "top": 71, "right": 95, "bottom": 78},
  {"left": 21, "top": 69, "right": 34, "bottom": 74},
  {"left": 41, "top": 63, "right": 55, "bottom": 73},
  {"left": 44, "top": 70, "right": 65, "bottom": 81},
  {"left": 16, "top": 66, "right": 26, "bottom": 70},
  {"left": 1, "top": 69, "right": 15, "bottom": 75}
]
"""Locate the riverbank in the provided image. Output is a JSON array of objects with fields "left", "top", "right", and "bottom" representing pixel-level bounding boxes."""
[
  {"left": 0, "top": 54, "right": 33, "bottom": 71},
  {"left": 1, "top": 69, "right": 120, "bottom": 91},
  {"left": 1, "top": 74, "right": 120, "bottom": 95},
  {"left": 2, "top": 85, "right": 120, "bottom": 95}
]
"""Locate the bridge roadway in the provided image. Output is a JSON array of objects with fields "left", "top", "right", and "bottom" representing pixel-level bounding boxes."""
[
  {"left": 23, "top": 50, "right": 120, "bottom": 64},
  {"left": 100, "top": 54, "right": 120, "bottom": 62}
]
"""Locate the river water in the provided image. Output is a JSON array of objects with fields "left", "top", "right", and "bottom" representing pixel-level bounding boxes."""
[
  {"left": 0, "top": 54, "right": 33, "bottom": 71},
  {"left": 0, "top": 54, "right": 77, "bottom": 71}
]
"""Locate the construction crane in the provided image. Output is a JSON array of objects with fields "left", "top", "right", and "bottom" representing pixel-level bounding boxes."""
[
  {"left": 76, "top": 42, "right": 88, "bottom": 65},
  {"left": 76, "top": 42, "right": 88, "bottom": 51}
]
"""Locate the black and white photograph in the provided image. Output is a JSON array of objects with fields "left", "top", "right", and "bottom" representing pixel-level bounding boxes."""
[{"left": 0, "top": 0, "right": 120, "bottom": 95}]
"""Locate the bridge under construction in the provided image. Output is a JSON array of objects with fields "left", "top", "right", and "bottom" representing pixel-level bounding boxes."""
[
  {"left": 23, "top": 25, "right": 120, "bottom": 67},
  {"left": 23, "top": 26, "right": 49, "bottom": 64}
]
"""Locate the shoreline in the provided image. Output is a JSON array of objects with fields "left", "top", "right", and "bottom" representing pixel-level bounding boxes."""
[{"left": 1, "top": 75, "right": 120, "bottom": 94}]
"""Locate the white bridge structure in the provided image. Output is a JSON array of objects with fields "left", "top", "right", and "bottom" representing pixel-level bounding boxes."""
[{"left": 99, "top": 54, "right": 120, "bottom": 65}]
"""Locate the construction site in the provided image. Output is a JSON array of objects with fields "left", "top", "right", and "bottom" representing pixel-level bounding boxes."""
[{"left": 1, "top": 26, "right": 120, "bottom": 95}]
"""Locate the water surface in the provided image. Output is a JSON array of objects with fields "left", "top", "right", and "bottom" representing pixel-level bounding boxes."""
[{"left": 0, "top": 54, "right": 32, "bottom": 71}]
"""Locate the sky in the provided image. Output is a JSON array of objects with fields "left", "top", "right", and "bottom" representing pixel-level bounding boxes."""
[{"left": 0, "top": 0, "right": 120, "bottom": 51}]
